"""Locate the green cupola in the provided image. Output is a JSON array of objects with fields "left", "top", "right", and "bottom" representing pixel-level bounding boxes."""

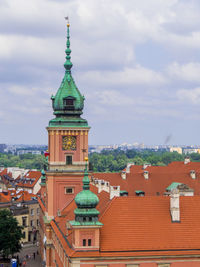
[
  {"left": 49, "top": 22, "right": 88, "bottom": 128},
  {"left": 70, "top": 160, "right": 102, "bottom": 226},
  {"left": 40, "top": 169, "right": 46, "bottom": 186}
]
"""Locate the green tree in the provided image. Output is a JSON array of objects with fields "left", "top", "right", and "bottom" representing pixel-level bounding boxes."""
[{"left": 0, "top": 209, "right": 23, "bottom": 259}]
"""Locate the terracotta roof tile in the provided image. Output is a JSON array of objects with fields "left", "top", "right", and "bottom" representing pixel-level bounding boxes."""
[
  {"left": 100, "top": 196, "right": 200, "bottom": 252},
  {"left": 92, "top": 161, "right": 200, "bottom": 196},
  {"left": 17, "top": 171, "right": 41, "bottom": 188}
]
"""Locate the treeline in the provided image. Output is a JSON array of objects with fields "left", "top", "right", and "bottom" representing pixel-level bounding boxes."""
[
  {"left": 0, "top": 153, "right": 47, "bottom": 170},
  {"left": 89, "top": 149, "right": 200, "bottom": 172},
  {"left": 1, "top": 150, "right": 200, "bottom": 173}
]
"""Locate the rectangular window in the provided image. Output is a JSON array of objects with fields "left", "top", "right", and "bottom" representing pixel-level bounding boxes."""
[
  {"left": 37, "top": 208, "right": 39, "bottom": 215},
  {"left": 88, "top": 239, "right": 92, "bottom": 246},
  {"left": 30, "top": 220, "right": 34, "bottom": 227},
  {"left": 30, "top": 209, "right": 34, "bottom": 216},
  {"left": 65, "top": 187, "right": 74, "bottom": 194},
  {"left": 22, "top": 216, "right": 27, "bottom": 227},
  {"left": 37, "top": 219, "right": 39, "bottom": 226},
  {"left": 66, "top": 155, "right": 72, "bottom": 165},
  {"left": 66, "top": 99, "right": 74, "bottom": 106},
  {"left": 23, "top": 232, "right": 26, "bottom": 239},
  {"left": 83, "top": 239, "right": 86, "bottom": 246}
]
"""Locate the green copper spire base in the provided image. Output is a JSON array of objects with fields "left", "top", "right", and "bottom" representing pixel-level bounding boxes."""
[
  {"left": 48, "top": 115, "right": 89, "bottom": 128},
  {"left": 69, "top": 220, "right": 103, "bottom": 226}
]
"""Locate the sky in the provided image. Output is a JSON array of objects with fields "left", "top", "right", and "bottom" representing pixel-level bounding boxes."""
[{"left": 1, "top": 0, "right": 200, "bottom": 146}]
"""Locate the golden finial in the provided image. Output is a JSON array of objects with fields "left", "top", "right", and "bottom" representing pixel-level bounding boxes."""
[
  {"left": 65, "top": 16, "right": 70, "bottom": 27},
  {"left": 85, "top": 157, "right": 88, "bottom": 162}
]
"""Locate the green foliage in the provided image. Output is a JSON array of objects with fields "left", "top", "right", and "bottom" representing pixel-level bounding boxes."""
[
  {"left": 0, "top": 153, "right": 47, "bottom": 170},
  {"left": 89, "top": 149, "right": 187, "bottom": 172},
  {"left": 0, "top": 209, "right": 23, "bottom": 259}
]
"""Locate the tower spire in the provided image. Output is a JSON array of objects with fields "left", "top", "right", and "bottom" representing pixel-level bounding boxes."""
[{"left": 64, "top": 17, "right": 72, "bottom": 81}]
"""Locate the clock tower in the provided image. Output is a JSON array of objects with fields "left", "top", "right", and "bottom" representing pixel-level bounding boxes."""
[{"left": 45, "top": 22, "right": 90, "bottom": 219}]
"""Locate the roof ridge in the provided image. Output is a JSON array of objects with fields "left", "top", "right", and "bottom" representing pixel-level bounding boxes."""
[{"left": 99, "top": 196, "right": 117, "bottom": 220}]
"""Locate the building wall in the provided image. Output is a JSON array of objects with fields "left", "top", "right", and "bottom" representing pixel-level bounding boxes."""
[
  {"left": 33, "top": 178, "right": 41, "bottom": 194},
  {"left": 15, "top": 214, "right": 29, "bottom": 243},
  {"left": 28, "top": 202, "right": 40, "bottom": 242},
  {"left": 46, "top": 174, "right": 83, "bottom": 217}
]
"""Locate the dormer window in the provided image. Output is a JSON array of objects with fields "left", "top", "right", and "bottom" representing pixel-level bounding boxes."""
[{"left": 63, "top": 97, "right": 75, "bottom": 110}]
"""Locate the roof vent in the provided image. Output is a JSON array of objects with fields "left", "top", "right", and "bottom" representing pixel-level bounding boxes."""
[
  {"left": 184, "top": 157, "right": 190, "bottom": 164},
  {"left": 190, "top": 170, "right": 196, "bottom": 179},
  {"left": 170, "top": 189, "right": 180, "bottom": 222},
  {"left": 143, "top": 170, "right": 149, "bottom": 180}
]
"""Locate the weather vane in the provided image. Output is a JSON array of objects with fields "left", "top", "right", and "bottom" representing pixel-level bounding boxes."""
[{"left": 64, "top": 16, "right": 70, "bottom": 27}]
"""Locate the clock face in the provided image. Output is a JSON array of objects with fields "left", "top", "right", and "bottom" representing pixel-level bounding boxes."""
[{"left": 62, "top": 136, "right": 76, "bottom": 150}]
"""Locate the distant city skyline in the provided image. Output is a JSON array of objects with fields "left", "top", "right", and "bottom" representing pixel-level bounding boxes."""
[{"left": 1, "top": 0, "right": 200, "bottom": 145}]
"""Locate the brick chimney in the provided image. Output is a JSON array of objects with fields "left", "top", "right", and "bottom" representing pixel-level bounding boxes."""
[
  {"left": 190, "top": 170, "right": 196, "bottom": 179},
  {"left": 110, "top": 185, "right": 120, "bottom": 199},
  {"left": 184, "top": 157, "right": 190, "bottom": 164},
  {"left": 121, "top": 171, "right": 126, "bottom": 180},
  {"left": 170, "top": 189, "right": 180, "bottom": 222},
  {"left": 143, "top": 170, "right": 149, "bottom": 180},
  {"left": 126, "top": 163, "right": 134, "bottom": 173}
]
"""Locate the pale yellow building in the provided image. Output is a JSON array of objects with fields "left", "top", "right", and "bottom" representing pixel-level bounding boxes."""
[{"left": 170, "top": 147, "right": 182, "bottom": 154}]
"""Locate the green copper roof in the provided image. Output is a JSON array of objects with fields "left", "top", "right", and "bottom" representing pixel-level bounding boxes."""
[
  {"left": 49, "top": 23, "right": 88, "bottom": 128},
  {"left": 40, "top": 169, "right": 46, "bottom": 186},
  {"left": 75, "top": 164, "right": 99, "bottom": 208},
  {"left": 166, "top": 182, "right": 182, "bottom": 191},
  {"left": 73, "top": 161, "right": 101, "bottom": 225},
  {"left": 70, "top": 220, "right": 103, "bottom": 226}
]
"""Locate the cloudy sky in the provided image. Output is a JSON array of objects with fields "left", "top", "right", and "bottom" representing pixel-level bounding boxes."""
[{"left": 1, "top": 0, "right": 200, "bottom": 146}]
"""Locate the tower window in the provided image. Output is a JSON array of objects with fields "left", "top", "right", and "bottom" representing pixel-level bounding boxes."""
[
  {"left": 65, "top": 187, "right": 74, "bottom": 194},
  {"left": 66, "top": 99, "right": 74, "bottom": 105},
  {"left": 83, "top": 239, "right": 86, "bottom": 246},
  {"left": 63, "top": 97, "right": 75, "bottom": 110},
  {"left": 88, "top": 239, "right": 92, "bottom": 246},
  {"left": 66, "top": 155, "right": 72, "bottom": 165}
]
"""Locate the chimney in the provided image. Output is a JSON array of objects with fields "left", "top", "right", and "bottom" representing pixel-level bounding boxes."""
[
  {"left": 170, "top": 189, "right": 180, "bottom": 222},
  {"left": 143, "top": 163, "right": 151, "bottom": 169},
  {"left": 110, "top": 185, "right": 120, "bottom": 199},
  {"left": 190, "top": 170, "right": 196, "bottom": 179},
  {"left": 143, "top": 170, "right": 149, "bottom": 180},
  {"left": 126, "top": 163, "right": 134, "bottom": 173},
  {"left": 184, "top": 157, "right": 190, "bottom": 164},
  {"left": 121, "top": 171, "right": 126, "bottom": 180}
]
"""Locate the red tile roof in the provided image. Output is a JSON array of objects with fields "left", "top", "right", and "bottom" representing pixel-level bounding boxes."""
[
  {"left": 92, "top": 161, "right": 200, "bottom": 196},
  {"left": 17, "top": 171, "right": 41, "bottom": 188},
  {"left": 100, "top": 196, "right": 200, "bottom": 252}
]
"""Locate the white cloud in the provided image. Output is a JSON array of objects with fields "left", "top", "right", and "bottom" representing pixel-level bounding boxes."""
[
  {"left": 167, "top": 62, "right": 200, "bottom": 82},
  {"left": 79, "top": 65, "right": 166, "bottom": 88},
  {"left": 8, "top": 85, "right": 37, "bottom": 96},
  {"left": 177, "top": 87, "right": 200, "bottom": 105},
  {"left": 95, "top": 90, "right": 133, "bottom": 106}
]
